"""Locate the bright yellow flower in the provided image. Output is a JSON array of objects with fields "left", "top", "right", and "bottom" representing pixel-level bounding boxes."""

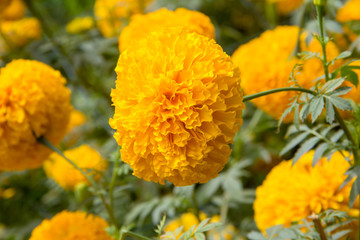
[
  {"left": 29, "top": 210, "right": 113, "bottom": 240},
  {"left": 66, "top": 109, "right": 87, "bottom": 134},
  {"left": 1, "top": 17, "right": 42, "bottom": 47},
  {"left": 0, "top": 0, "right": 25, "bottom": 21},
  {"left": 0, "top": 59, "right": 71, "bottom": 170},
  {"left": 110, "top": 27, "right": 244, "bottom": 186},
  {"left": 337, "top": 0, "right": 360, "bottom": 23},
  {"left": 231, "top": 25, "right": 340, "bottom": 122},
  {"left": 44, "top": 145, "right": 107, "bottom": 190},
  {"left": 163, "top": 212, "right": 236, "bottom": 240},
  {"left": 267, "top": 0, "right": 304, "bottom": 14},
  {"left": 66, "top": 16, "right": 95, "bottom": 34},
  {"left": 0, "top": 0, "right": 11, "bottom": 13},
  {"left": 119, "top": 8, "right": 215, "bottom": 52},
  {"left": 254, "top": 150, "right": 359, "bottom": 234},
  {"left": 94, "top": 0, "right": 151, "bottom": 38}
]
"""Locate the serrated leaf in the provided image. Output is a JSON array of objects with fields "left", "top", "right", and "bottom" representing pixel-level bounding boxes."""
[
  {"left": 325, "top": 100, "right": 335, "bottom": 123},
  {"left": 194, "top": 218, "right": 210, "bottom": 233},
  {"left": 194, "top": 233, "right": 205, "bottom": 240},
  {"left": 247, "top": 231, "right": 267, "bottom": 240},
  {"left": 335, "top": 51, "right": 352, "bottom": 60},
  {"left": 312, "top": 143, "right": 328, "bottom": 166},
  {"left": 327, "top": 96, "right": 352, "bottom": 111},
  {"left": 330, "top": 86, "right": 352, "bottom": 96},
  {"left": 278, "top": 101, "right": 297, "bottom": 128},
  {"left": 349, "top": 177, "right": 360, "bottom": 207},
  {"left": 197, "top": 222, "right": 222, "bottom": 233},
  {"left": 286, "top": 124, "right": 309, "bottom": 137},
  {"left": 278, "top": 228, "right": 297, "bottom": 239},
  {"left": 280, "top": 132, "right": 310, "bottom": 156},
  {"left": 330, "top": 230, "right": 352, "bottom": 240},
  {"left": 293, "top": 136, "right": 321, "bottom": 165},
  {"left": 265, "top": 225, "right": 283, "bottom": 239},
  {"left": 310, "top": 96, "right": 324, "bottom": 123},
  {"left": 330, "top": 129, "right": 344, "bottom": 142},
  {"left": 341, "top": 66, "right": 359, "bottom": 87},
  {"left": 300, "top": 102, "right": 311, "bottom": 122},
  {"left": 322, "top": 78, "right": 345, "bottom": 93}
]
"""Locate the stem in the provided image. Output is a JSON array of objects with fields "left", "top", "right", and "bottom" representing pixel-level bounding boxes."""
[
  {"left": 119, "top": 230, "right": 153, "bottom": 240},
  {"left": 243, "top": 87, "right": 315, "bottom": 102},
  {"left": 109, "top": 154, "right": 120, "bottom": 212},
  {"left": 315, "top": 5, "right": 330, "bottom": 81},
  {"left": 310, "top": 213, "right": 328, "bottom": 240},
  {"left": 192, "top": 186, "right": 200, "bottom": 221},
  {"left": 38, "top": 137, "right": 119, "bottom": 229}
]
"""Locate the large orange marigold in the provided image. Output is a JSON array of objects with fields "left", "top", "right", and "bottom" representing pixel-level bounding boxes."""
[
  {"left": 30, "top": 210, "right": 113, "bottom": 240},
  {"left": 0, "top": 59, "right": 71, "bottom": 170},
  {"left": 254, "top": 151, "right": 359, "bottom": 234},
  {"left": 118, "top": 8, "right": 215, "bottom": 52},
  {"left": 232, "top": 25, "right": 341, "bottom": 122},
  {"left": 110, "top": 27, "right": 244, "bottom": 186}
]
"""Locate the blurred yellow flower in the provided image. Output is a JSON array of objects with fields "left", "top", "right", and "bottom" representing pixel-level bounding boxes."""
[
  {"left": 254, "top": 150, "right": 359, "bottom": 234},
  {"left": 0, "top": 0, "right": 25, "bottom": 21},
  {"left": 94, "top": 0, "right": 151, "bottom": 38},
  {"left": 163, "top": 212, "right": 236, "bottom": 240},
  {"left": 44, "top": 145, "right": 107, "bottom": 190},
  {"left": 110, "top": 27, "right": 244, "bottom": 186},
  {"left": 267, "top": 0, "right": 304, "bottom": 14},
  {"left": 231, "top": 25, "right": 340, "bottom": 122},
  {"left": 66, "top": 16, "right": 95, "bottom": 34},
  {"left": 0, "top": 59, "right": 71, "bottom": 170},
  {"left": 337, "top": 0, "right": 360, "bottom": 23},
  {"left": 119, "top": 8, "right": 215, "bottom": 52},
  {"left": 30, "top": 210, "right": 113, "bottom": 240},
  {"left": 1, "top": 17, "right": 42, "bottom": 46},
  {"left": 66, "top": 109, "right": 87, "bottom": 134},
  {"left": 0, "top": 187, "right": 15, "bottom": 199}
]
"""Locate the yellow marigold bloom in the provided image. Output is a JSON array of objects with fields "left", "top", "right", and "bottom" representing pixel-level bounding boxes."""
[
  {"left": 254, "top": 150, "right": 359, "bottom": 234},
  {"left": 267, "top": 0, "right": 304, "bottom": 14},
  {"left": 44, "top": 145, "right": 107, "bottom": 190},
  {"left": 0, "top": 0, "right": 11, "bottom": 13},
  {"left": 66, "top": 109, "right": 87, "bottom": 134},
  {"left": 66, "top": 16, "right": 95, "bottom": 34},
  {"left": 110, "top": 27, "right": 244, "bottom": 186},
  {"left": 1, "top": 17, "right": 42, "bottom": 47},
  {"left": 94, "top": 0, "right": 151, "bottom": 38},
  {"left": 29, "top": 210, "right": 113, "bottom": 240},
  {"left": 337, "top": 0, "right": 360, "bottom": 23},
  {"left": 231, "top": 25, "right": 340, "bottom": 122},
  {"left": 163, "top": 212, "right": 235, "bottom": 240},
  {"left": 119, "top": 8, "right": 215, "bottom": 52},
  {"left": 0, "top": 0, "right": 25, "bottom": 21},
  {"left": 0, "top": 59, "right": 71, "bottom": 171}
]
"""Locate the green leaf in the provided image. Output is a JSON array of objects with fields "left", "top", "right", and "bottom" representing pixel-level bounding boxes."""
[
  {"left": 322, "top": 78, "right": 344, "bottom": 93},
  {"left": 310, "top": 96, "right": 324, "bottom": 123},
  {"left": 325, "top": 100, "right": 335, "bottom": 123},
  {"left": 329, "top": 86, "right": 352, "bottom": 96},
  {"left": 349, "top": 177, "right": 360, "bottom": 208},
  {"left": 327, "top": 96, "right": 352, "bottom": 111},
  {"left": 335, "top": 51, "right": 352, "bottom": 60},
  {"left": 341, "top": 66, "right": 359, "bottom": 87},
  {"left": 280, "top": 132, "right": 310, "bottom": 156},
  {"left": 278, "top": 100, "right": 297, "bottom": 128},
  {"left": 312, "top": 143, "right": 328, "bottom": 166},
  {"left": 300, "top": 102, "right": 311, "bottom": 122},
  {"left": 197, "top": 222, "right": 222, "bottom": 233},
  {"left": 248, "top": 231, "right": 267, "bottom": 240},
  {"left": 293, "top": 136, "right": 321, "bottom": 165},
  {"left": 330, "top": 129, "right": 344, "bottom": 142},
  {"left": 194, "top": 233, "right": 205, "bottom": 240}
]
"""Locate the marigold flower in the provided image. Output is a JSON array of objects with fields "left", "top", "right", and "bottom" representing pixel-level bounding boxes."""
[
  {"left": 0, "top": 59, "right": 71, "bottom": 170},
  {"left": 254, "top": 150, "right": 359, "bottom": 234},
  {"left": 163, "top": 212, "right": 235, "bottom": 240},
  {"left": 336, "top": 0, "right": 360, "bottom": 23},
  {"left": 29, "top": 210, "right": 113, "bottom": 240},
  {"left": 66, "top": 109, "right": 87, "bottom": 134},
  {"left": 110, "top": 27, "right": 244, "bottom": 186},
  {"left": 1, "top": 17, "right": 42, "bottom": 46},
  {"left": 231, "top": 25, "right": 340, "bottom": 122},
  {"left": 0, "top": 0, "right": 25, "bottom": 20},
  {"left": 44, "top": 145, "right": 107, "bottom": 190},
  {"left": 94, "top": 0, "right": 151, "bottom": 38},
  {"left": 119, "top": 8, "right": 215, "bottom": 52},
  {"left": 267, "top": 0, "right": 304, "bottom": 14},
  {"left": 66, "top": 16, "right": 95, "bottom": 34}
]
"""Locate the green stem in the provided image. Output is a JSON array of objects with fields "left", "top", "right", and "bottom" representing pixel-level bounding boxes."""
[
  {"left": 119, "top": 230, "right": 153, "bottom": 240},
  {"left": 311, "top": 213, "right": 328, "bottom": 240},
  {"left": 38, "top": 137, "right": 119, "bottom": 229},
  {"left": 192, "top": 186, "right": 200, "bottom": 221},
  {"left": 243, "top": 87, "right": 315, "bottom": 102},
  {"left": 109, "top": 153, "right": 120, "bottom": 212},
  {"left": 315, "top": 5, "right": 330, "bottom": 82}
]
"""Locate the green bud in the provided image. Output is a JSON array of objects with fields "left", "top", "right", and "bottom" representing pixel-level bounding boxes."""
[{"left": 313, "top": 0, "right": 327, "bottom": 6}]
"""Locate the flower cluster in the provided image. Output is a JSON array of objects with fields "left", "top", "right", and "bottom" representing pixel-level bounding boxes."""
[
  {"left": 29, "top": 210, "right": 113, "bottom": 240},
  {"left": 336, "top": 0, "right": 360, "bottom": 23},
  {"left": 254, "top": 150, "right": 359, "bottom": 234},
  {"left": 0, "top": 59, "right": 72, "bottom": 170},
  {"left": 0, "top": 0, "right": 25, "bottom": 20},
  {"left": 231, "top": 25, "right": 341, "bottom": 122},
  {"left": 119, "top": 8, "right": 215, "bottom": 52},
  {"left": 44, "top": 145, "right": 107, "bottom": 190},
  {"left": 110, "top": 27, "right": 244, "bottom": 186},
  {"left": 94, "top": 0, "right": 152, "bottom": 38},
  {"left": 66, "top": 16, "right": 95, "bottom": 34}
]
